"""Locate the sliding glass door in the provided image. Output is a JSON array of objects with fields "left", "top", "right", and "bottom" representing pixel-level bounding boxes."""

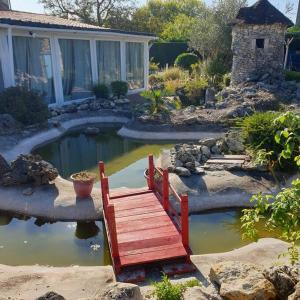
[
  {"left": 0, "top": 56, "right": 3, "bottom": 92},
  {"left": 126, "top": 42, "right": 144, "bottom": 90},
  {"left": 96, "top": 41, "right": 121, "bottom": 84},
  {"left": 58, "top": 39, "right": 92, "bottom": 101},
  {"left": 12, "top": 36, "right": 55, "bottom": 104}
]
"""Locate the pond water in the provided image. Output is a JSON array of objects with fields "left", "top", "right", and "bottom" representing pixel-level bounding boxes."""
[
  {"left": 0, "top": 129, "right": 281, "bottom": 267},
  {"left": 0, "top": 209, "right": 278, "bottom": 267}
]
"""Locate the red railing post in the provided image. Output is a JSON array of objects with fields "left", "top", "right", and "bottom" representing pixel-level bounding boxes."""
[
  {"left": 181, "top": 194, "right": 189, "bottom": 250},
  {"left": 163, "top": 169, "right": 169, "bottom": 212},
  {"left": 107, "top": 204, "right": 119, "bottom": 258},
  {"left": 99, "top": 161, "right": 105, "bottom": 201},
  {"left": 148, "top": 155, "right": 155, "bottom": 190}
]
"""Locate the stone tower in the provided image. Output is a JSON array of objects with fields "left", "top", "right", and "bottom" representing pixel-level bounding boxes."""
[{"left": 231, "top": 0, "right": 293, "bottom": 85}]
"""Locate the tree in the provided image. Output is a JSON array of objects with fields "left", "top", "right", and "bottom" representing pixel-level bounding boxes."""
[{"left": 39, "top": 0, "right": 135, "bottom": 27}]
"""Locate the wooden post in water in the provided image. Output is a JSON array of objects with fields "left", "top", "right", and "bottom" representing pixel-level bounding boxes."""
[
  {"left": 148, "top": 155, "right": 155, "bottom": 190},
  {"left": 107, "top": 204, "right": 119, "bottom": 258},
  {"left": 181, "top": 194, "right": 189, "bottom": 250},
  {"left": 163, "top": 169, "right": 169, "bottom": 212}
]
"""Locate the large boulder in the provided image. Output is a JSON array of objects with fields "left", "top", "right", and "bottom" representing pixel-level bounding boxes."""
[
  {"left": 289, "top": 282, "right": 300, "bottom": 300},
  {"left": 1, "top": 154, "right": 58, "bottom": 186},
  {"left": 0, "top": 154, "right": 11, "bottom": 177},
  {"left": 209, "top": 261, "right": 277, "bottom": 300},
  {"left": 225, "top": 131, "right": 245, "bottom": 154},
  {"left": 264, "top": 266, "right": 299, "bottom": 299},
  {"left": 95, "top": 282, "right": 143, "bottom": 300},
  {"left": 36, "top": 291, "right": 65, "bottom": 300},
  {"left": 183, "top": 285, "right": 222, "bottom": 300}
]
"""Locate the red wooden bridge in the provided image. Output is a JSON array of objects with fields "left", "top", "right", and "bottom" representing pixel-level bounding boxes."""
[{"left": 99, "top": 155, "right": 195, "bottom": 282}]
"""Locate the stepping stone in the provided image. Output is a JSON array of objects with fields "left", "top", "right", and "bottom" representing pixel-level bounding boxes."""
[
  {"left": 117, "top": 268, "right": 145, "bottom": 283},
  {"left": 162, "top": 262, "right": 196, "bottom": 276}
]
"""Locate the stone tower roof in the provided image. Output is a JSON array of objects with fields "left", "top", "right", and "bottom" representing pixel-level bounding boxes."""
[{"left": 232, "top": 0, "right": 293, "bottom": 27}]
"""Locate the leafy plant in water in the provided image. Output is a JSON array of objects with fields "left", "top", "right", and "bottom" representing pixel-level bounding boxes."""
[
  {"left": 241, "top": 179, "right": 300, "bottom": 265},
  {"left": 152, "top": 274, "right": 200, "bottom": 300}
]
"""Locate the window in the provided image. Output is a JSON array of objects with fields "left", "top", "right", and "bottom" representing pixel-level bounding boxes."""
[
  {"left": 12, "top": 36, "right": 55, "bottom": 104},
  {"left": 256, "top": 39, "right": 265, "bottom": 49},
  {"left": 126, "top": 42, "right": 144, "bottom": 90},
  {"left": 59, "top": 39, "right": 92, "bottom": 101},
  {"left": 0, "top": 56, "right": 3, "bottom": 92},
  {"left": 96, "top": 41, "right": 121, "bottom": 84}
]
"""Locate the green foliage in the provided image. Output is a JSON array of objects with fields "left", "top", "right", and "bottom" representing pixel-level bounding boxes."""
[
  {"left": 92, "top": 84, "right": 109, "bottom": 99},
  {"left": 150, "top": 60, "right": 160, "bottom": 73},
  {"left": 111, "top": 81, "right": 128, "bottom": 98},
  {"left": 152, "top": 274, "right": 200, "bottom": 300},
  {"left": 164, "top": 79, "right": 184, "bottom": 96},
  {"left": 204, "top": 55, "right": 229, "bottom": 77},
  {"left": 175, "top": 53, "right": 199, "bottom": 71},
  {"left": 0, "top": 87, "right": 49, "bottom": 126},
  {"left": 241, "top": 179, "right": 300, "bottom": 265},
  {"left": 141, "top": 89, "right": 167, "bottom": 115},
  {"left": 223, "top": 73, "right": 231, "bottom": 87},
  {"left": 149, "top": 74, "right": 164, "bottom": 88},
  {"left": 287, "top": 25, "right": 300, "bottom": 33},
  {"left": 161, "top": 67, "right": 187, "bottom": 82},
  {"left": 239, "top": 111, "right": 300, "bottom": 171},
  {"left": 285, "top": 70, "right": 300, "bottom": 82},
  {"left": 183, "top": 76, "right": 208, "bottom": 105}
]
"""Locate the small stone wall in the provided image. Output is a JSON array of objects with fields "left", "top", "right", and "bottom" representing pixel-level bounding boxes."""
[{"left": 231, "top": 24, "right": 286, "bottom": 84}]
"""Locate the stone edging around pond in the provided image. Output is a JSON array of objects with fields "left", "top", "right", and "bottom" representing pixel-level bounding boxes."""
[
  {"left": 2, "top": 115, "right": 130, "bottom": 162},
  {"left": 118, "top": 126, "right": 225, "bottom": 141}
]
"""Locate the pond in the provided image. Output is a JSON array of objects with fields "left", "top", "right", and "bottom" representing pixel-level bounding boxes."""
[
  {"left": 0, "top": 209, "right": 278, "bottom": 267},
  {"left": 0, "top": 129, "right": 280, "bottom": 267}
]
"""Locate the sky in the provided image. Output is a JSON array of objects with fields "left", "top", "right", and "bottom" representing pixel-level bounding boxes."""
[{"left": 10, "top": 0, "right": 299, "bottom": 22}]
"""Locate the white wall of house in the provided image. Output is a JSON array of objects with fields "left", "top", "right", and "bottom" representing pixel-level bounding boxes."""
[{"left": 0, "top": 25, "right": 153, "bottom": 106}]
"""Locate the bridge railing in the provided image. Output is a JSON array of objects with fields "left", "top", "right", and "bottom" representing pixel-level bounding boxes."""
[
  {"left": 147, "top": 155, "right": 189, "bottom": 250},
  {"left": 99, "top": 162, "right": 119, "bottom": 262}
]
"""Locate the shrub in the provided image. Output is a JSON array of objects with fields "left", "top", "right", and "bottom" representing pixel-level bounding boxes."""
[
  {"left": 111, "top": 81, "right": 128, "bottom": 98},
  {"left": 204, "top": 55, "right": 229, "bottom": 77},
  {"left": 223, "top": 73, "right": 231, "bottom": 87},
  {"left": 239, "top": 111, "right": 300, "bottom": 171},
  {"left": 0, "top": 86, "right": 48, "bottom": 125},
  {"left": 285, "top": 70, "right": 300, "bottom": 82},
  {"left": 92, "top": 84, "right": 109, "bottom": 99},
  {"left": 152, "top": 274, "right": 200, "bottom": 300},
  {"left": 149, "top": 74, "right": 164, "bottom": 88},
  {"left": 164, "top": 79, "right": 184, "bottom": 96},
  {"left": 287, "top": 25, "right": 300, "bottom": 33},
  {"left": 161, "top": 67, "right": 186, "bottom": 82},
  {"left": 182, "top": 76, "right": 208, "bottom": 105},
  {"left": 175, "top": 53, "right": 199, "bottom": 70}
]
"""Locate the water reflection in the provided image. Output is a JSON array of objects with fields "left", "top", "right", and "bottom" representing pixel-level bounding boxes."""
[{"left": 75, "top": 222, "right": 100, "bottom": 240}]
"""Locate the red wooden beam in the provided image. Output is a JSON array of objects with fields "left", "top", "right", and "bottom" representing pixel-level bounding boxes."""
[
  {"left": 107, "top": 204, "right": 119, "bottom": 259},
  {"left": 148, "top": 155, "right": 155, "bottom": 190},
  {"left": 102, "top": 177, "right": 110, "bottom": 212},
  {"left": 99, "top": 161, "right": 105, "bottom": 202},
  {"left": 163, "top": 169, "right": 169, "bottom": 212},
  {"left": 181, "top": 194, "right": 189, "bottom": 250}
]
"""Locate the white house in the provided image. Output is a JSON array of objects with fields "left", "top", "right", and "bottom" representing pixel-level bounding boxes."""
[{"left": 0, "top": 0, "right": 155, "bottom": 106}]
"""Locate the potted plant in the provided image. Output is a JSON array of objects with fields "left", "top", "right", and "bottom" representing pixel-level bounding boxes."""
[
  {"left": 70, "top": 171, "right": 96, "bottom": 198},
  {"left": 144, "top": 167, "right": 163, "bottom": 194}
]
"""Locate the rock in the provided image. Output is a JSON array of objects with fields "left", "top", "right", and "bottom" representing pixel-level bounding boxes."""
[
  {"left": 78, "top": 103, "right": 89, "bottom": 111},
  {"left": 183, "top": 285, "right": 222, "bottom": 300},
  {"left": 209, "top": 261, "right": 277, "bottom": 300},
  {"left": 199, "top": 138, "right": 218, "bottom": 148},
  {"left": 84, "top": 127, "right": 100, "bottom": 135},
  {"left": 175, "top": 159, "right": 183, "bottom": 168},
  {"left": 22, "top": 187, "right": 34, "bottom": 196},
  {"left": 36, "top": 291, "right": 65, "bottom": 300},
  {"left": 0, "top": 154, "right": 11, "bottom": 177},
  {"left": 0, "top": 114, "right": 21, "bottom": 135},
  {"left": 95, "top": 282, "right": 142, "bottom": 300},
  {"left": 63, "top": 104, "right": 77, "bottom": 114},
  {"left": 174, "top": 167, "right": 191, "bottom": 177},
  {"left": 185, "top": 116, "right": 198, "bottom": 125},
  {"left": 184, "top": 106, "right": 196, "bottom": 113},
  {"left": 201, "top": 146, "right": 211, "bottom": 159},
  {"left": 195, "top": 167, "right": 205, "bottom": 175},
  {"left": 225, "top": 131, "right": 245, "bottom": 154},
  {"left": 205, "top": 88, "right": 216, "bottom": 107},
  {"left": 1, "top": 155, "right": 58, "bottom": 186},
  {"left": 185, "top": 161, "right": 196, "bottom": 170},
  {"left": 289, "top": 282, "right": 300, "bottom": 300},
  {"left": 211, "top": 145, "right": 221, "bottom": 155},
  {"left": 264, "top": 266, "right": 299, "bottom": 299}
]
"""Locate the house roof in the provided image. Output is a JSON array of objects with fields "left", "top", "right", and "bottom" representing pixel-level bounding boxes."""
[
  {"left": 0, "top": 10, "right": 156, "bottom": 37},
  {"left": 232, "top": 0, "right": 293, "bottom": 27}
]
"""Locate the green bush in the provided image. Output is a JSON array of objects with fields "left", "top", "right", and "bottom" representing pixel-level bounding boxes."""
[
  {"left": 239, "top": 111, "right": 300, "bottom": 171},
  {"left": 223, "top": 73, "right": 231, "bottom": 87},
  {"left": 204, "top": 55, "right": 229, "bottom": 77},
  {"left": 111, "top": 81, "right": 128, "bottom": 98},
  {"left": 287, "top": 25, "right": 300, "bottom": 33},
  {"left": 92, "top": 84, "right": 109, "bottom": 99},
  {"left": 161, "top": 67, "right": 186, "bottom": 82},
  {"left": 181, "top": 76, "right": 208, "bottom": 106},
  {"left": 149, "top": 74, "right": 164, "bottom": 87},
  {"left": 285, "top": 70, "right": 300, "bottom": 82},
  {"left": 152, "top": 274, "right": 200, "bottom": 300},
  {"left": 0, "top": 86, "right": 49, "bottom": 125},
  {"left": 175, "top": 53, "right": 199, "bottom": 70}
]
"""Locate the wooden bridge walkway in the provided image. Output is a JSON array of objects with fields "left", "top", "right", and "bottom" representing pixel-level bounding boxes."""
[{"left": 99, "top": 155, "right": 194, "bottom": 282}]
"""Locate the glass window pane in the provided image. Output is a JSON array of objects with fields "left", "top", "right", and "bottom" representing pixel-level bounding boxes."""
[
  {"left": 13, "top": 36, "right": 55, "bottom": 104},
  {"left": 126, "top": 42, "right": 144, "bottom": 90},
  {"left": 0, "top": 57, "right": 3, "bottom": 92},
  {"left": 59, "top": 39, "right": 92, "bottom": 101},
  {"left": 96, "top": 41, "right": 120, "bottom": 84}
]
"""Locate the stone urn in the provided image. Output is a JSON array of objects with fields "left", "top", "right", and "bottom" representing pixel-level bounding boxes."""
[{"left": 70, "top": 171, "right": 96, "bottom": 198}]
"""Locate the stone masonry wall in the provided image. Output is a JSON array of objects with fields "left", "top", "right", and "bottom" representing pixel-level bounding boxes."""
[{"left": 231, "top": 24, "right": 286, "bottom": 85}]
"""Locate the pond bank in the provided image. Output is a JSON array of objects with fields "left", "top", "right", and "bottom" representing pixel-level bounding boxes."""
[{"left": 0, "top": 238, "right": 290, "bottom": 299}]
